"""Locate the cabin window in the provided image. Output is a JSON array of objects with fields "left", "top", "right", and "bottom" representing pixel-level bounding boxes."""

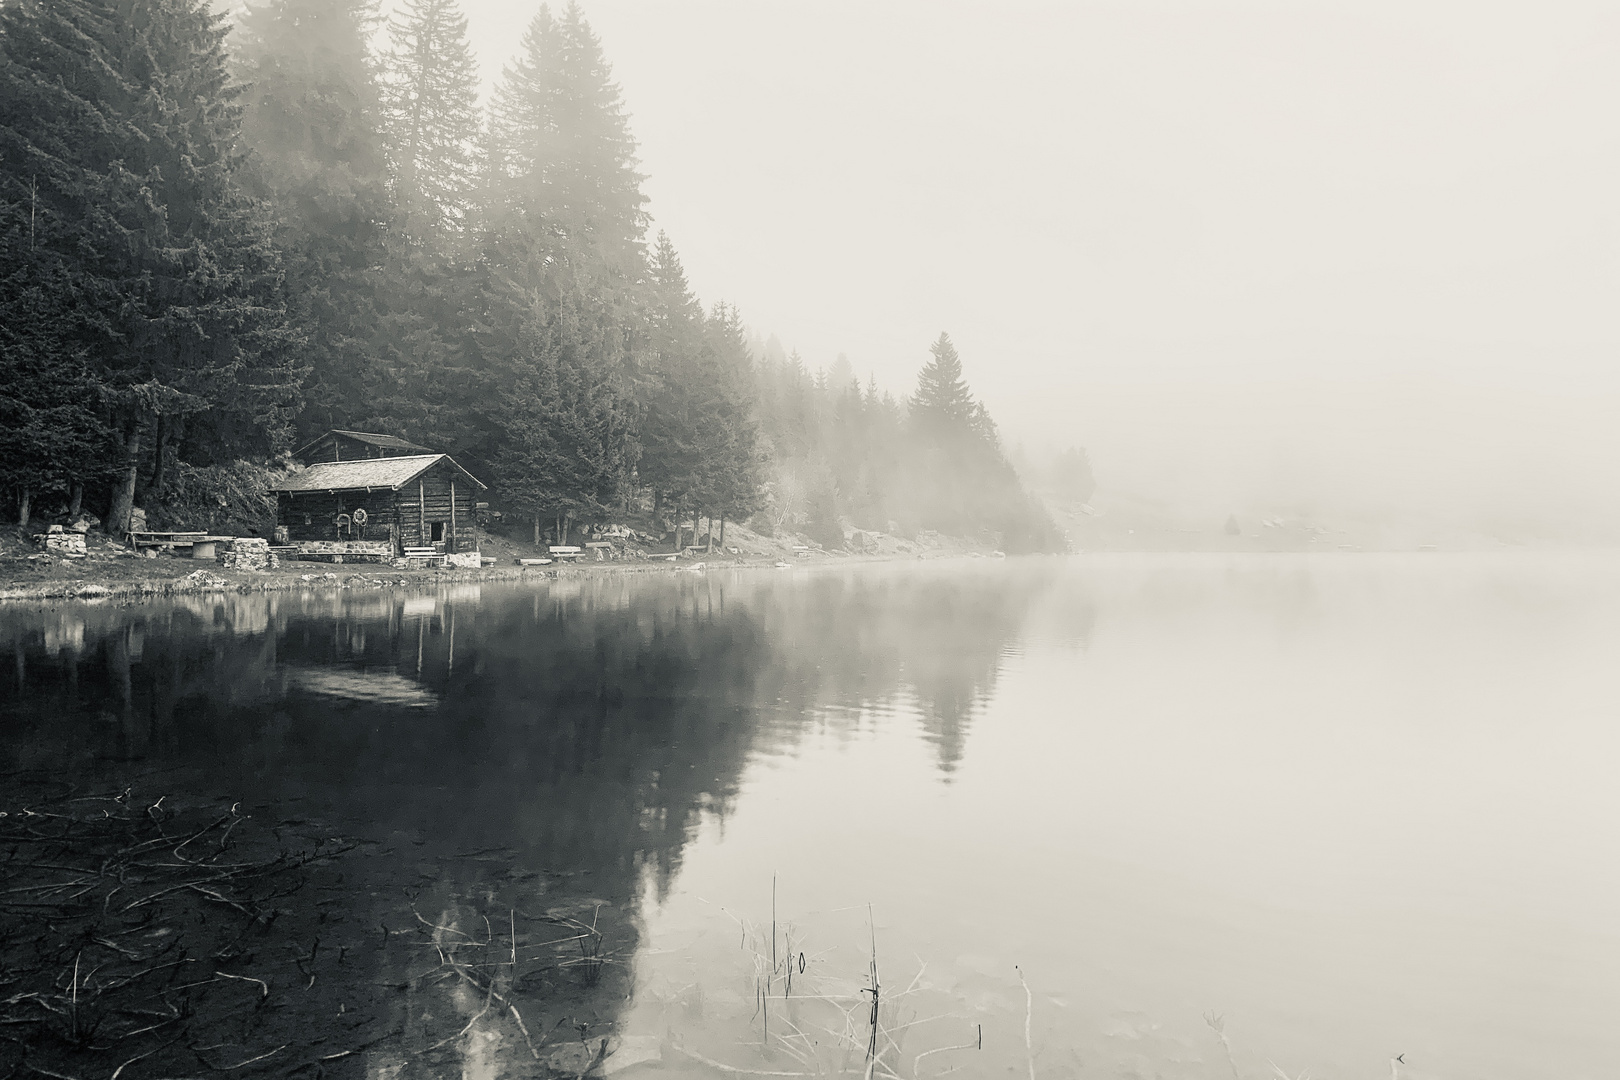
[{"left": 430, "top": 522, "right": 445, "bottom": 542}]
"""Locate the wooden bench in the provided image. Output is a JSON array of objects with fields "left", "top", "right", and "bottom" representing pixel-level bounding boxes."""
[
  {"left": 402, "top": 546, "right": 446, "bottom": 568},
  {"left": 549, "top": 545, "right": 583, "bottom": 560}
]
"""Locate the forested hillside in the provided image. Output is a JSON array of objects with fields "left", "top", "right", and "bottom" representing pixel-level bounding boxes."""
[{"left": 0, "top": 0, "right": 1061, "bottom": 553}]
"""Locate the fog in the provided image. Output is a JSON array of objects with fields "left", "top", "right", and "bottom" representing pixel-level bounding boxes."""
[{"left": 438, "top": 0, "right": 1620, "bottom": 539}]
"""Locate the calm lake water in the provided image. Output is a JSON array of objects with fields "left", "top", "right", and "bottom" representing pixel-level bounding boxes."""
[{"left": 2, "top": 554, "right": 1616, "bottom": 1079}]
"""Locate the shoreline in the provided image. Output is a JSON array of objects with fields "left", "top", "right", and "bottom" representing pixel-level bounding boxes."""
[{"left": 3, "top": 544, "right": 1605, "bottom": 607}]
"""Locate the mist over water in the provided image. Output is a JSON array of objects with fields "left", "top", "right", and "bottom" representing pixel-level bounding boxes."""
[{"left": 4, "top": 556, "right": 1615, "bottom": 1078}]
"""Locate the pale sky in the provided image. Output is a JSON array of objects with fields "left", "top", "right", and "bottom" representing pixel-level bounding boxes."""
[{"left": 395, "top": 1, "right": 1620, "bottom": 534}]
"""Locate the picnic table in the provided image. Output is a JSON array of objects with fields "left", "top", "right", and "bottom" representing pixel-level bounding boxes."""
[
  {"left": 129, "top": 531, "right": 234, "bottom": 558},
  {"left": 549, "top": 545, "right": 583, "bottom": 560}
]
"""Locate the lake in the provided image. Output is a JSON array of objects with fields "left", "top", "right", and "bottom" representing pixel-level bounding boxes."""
[{"left": 1, "top": 554, "right": 1615, "bottom": 1080}]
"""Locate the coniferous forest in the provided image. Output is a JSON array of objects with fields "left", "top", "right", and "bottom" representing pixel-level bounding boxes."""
[{"left": 0, "top": 0, "right": 1062, "bottom": 553}]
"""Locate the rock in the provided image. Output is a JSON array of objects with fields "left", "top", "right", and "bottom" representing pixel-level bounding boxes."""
[
  {"left": 47, "top": 523, "right": 64, "bottom": 534},
  {"left": 70, "top": 514, "right": 97, "bottom": 534},
  {"left": 129, "top": 507, "right": 147, "bottom": 532},
  {"left": 542, "top": 1039, "right": 606, "bottom": 1076},
  {"left": 599, "top": 1035, "right": 661, "bottom": 1076}
]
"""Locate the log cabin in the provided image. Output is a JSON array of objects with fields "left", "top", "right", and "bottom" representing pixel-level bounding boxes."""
[{"left": 271, "top": 453, "right": 487, "bottom": 554}]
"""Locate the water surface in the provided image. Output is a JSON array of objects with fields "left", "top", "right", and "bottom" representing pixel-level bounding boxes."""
[{"left": 2, "top": 555, "right": 1615, "bottom": 1079}]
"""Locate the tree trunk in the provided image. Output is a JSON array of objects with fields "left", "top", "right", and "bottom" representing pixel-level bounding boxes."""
[
  {"left": 68, "top": 483, "right": 83, "bottom": 520},
  {"left": 147, "top": 413, "right": 169, "bottom": 500},
  {"left": 533, "top": 515, "right": 540, "bottom": 547},
  {"left": 719, "top": 514, "right": 726, "bottom": 550},
  {"left": 706, "top": 513, "right": 714, "bottom": 554},
  {"left": 17, "top": 489, "right": 30, "bottom": 527},
  {"left": 106, "top": 423, "right": 141, "bottom": 536}
]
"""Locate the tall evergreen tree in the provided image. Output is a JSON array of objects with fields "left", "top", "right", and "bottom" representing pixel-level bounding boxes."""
[
  {"left": 637, "top": 231, "right": 707, "bottom": 518},
  {"left": 234, "top": 0, "right": 392, "bottom": 435},
  {"left": 910, "top": 331, "right": 977, "bottom": 443},
  {"left": 489, "top": 288, "right": 637, "bottom": 544},
  {"left": 695, "top": 301, "right": 764, "bottom": 543},
  {"left": 380, "top": 0, "right": 479, "bottom": 238},
  {"left": 0, "top": 0, "right": 298, "bottom": 535},
  {"left": 485, "top": 2, "right": 647, "bottom": 264},
  {"left": 473, "top": 2, "right": 648, "bottom": 529}
]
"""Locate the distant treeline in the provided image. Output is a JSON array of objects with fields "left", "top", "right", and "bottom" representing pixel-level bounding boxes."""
[{"left": 0, "top": 0, "right": 1061, "bottom": 552}]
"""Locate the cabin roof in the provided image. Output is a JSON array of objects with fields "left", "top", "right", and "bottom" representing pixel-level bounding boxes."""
[
  {"left": 292, "top": 429, "right": 432, "bottom": 458},
  {"left": 270, "top": 454, "right": 488, "bottom": 494}
]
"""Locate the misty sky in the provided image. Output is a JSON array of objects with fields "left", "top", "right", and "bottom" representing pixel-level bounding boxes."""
[{"left": 385, "top": 1, "right": 1620, "bottom": 533}]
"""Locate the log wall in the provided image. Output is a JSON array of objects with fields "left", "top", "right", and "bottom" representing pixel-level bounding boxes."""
[{"left": 275, "top": 462, "right": 479, "bottom": 553}]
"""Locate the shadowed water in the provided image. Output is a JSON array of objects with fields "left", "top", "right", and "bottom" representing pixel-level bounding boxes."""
[{"left": 1, "top": 555, "right": 1615, "bottom": 1079}]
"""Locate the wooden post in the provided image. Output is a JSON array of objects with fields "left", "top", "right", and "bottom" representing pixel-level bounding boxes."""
[
  {"left": 449, "top": 478, "right": 457, "bottom": 553},
  {"left": 418, "top": 479, "right": 426, "bottom": 547}
]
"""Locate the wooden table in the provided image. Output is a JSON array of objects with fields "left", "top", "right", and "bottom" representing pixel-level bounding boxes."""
[{"left": 130, "top": 531, "right": 206, "bottom": 555}]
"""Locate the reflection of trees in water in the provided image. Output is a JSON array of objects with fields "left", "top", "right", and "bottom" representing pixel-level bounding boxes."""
[
  {"left": 725, "top": 566, "right": 1052, "bottom": 775},
  {"left": 0, "top": 568, "right": 1050, "bottom": 1071}
]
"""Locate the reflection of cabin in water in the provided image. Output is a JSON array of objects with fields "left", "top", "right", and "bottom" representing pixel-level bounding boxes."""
[{"left": 272, "top": 432, "right": 486, "bottom": 554}]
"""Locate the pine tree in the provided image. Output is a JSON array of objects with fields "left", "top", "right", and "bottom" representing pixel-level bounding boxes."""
[
  {"left": 0, "top": 236, "right": 113, "bottom": 523},
  {"left": 0, "top": 0, "right": 298, "bottom": 534},
  {"left": 696, "top": 301, "right": 764, "bottom": 541},
  {"left": 234, "top": 0, "right": 393, "bottom": 435},
  {"left": 486, "top": 1, "right": 647, "bottom": 263},
  {"left": 0, "top": 0, "right": 119, "bottom": 521},
  {"left": 910, "top": 332, "right": 977, "bottom": 442},
  {"left": 474, "top": 2, "right": 648, "bottom": 529},
  {"left": 489, "top": 288, "right": 636, "bottom": 543},
  {"left": 380, "top": 0, "right": 479, "bottom": 238},
  {"left": 637, "top": 231, "right": 707, "bottom": 518}
]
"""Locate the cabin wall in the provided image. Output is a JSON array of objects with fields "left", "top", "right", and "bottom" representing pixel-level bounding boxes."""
[
  {"left": 277, "top": 491, "right": 401, "bottom": 547},
  {"left": 393, "top": 469, "right": 478, "bottom": 552}
]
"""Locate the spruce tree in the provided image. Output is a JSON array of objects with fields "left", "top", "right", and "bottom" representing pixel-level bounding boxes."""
[
  {"left": 637, "top": 231, "right": 707, "bottom": 518},
  {"left": 380, "top": 0, "right": 479, "bottom": 238},
  {"left": 486, "top": 2, "right": 647, "bottom": 263},
  {"left": 474, "top": 2, "right": 647, "bottom": 528},
  {"left": 0, "top": 0, "right": 298, "bottom": 534},
  {"left": 489, "top": 290, "right": 637, "bottom": 544},
  {"left": 234, "top": 0, "right": 393, "bottom": 435},
  {"left": 910, "top": 332, "right": 977, "bottom": 442}
]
